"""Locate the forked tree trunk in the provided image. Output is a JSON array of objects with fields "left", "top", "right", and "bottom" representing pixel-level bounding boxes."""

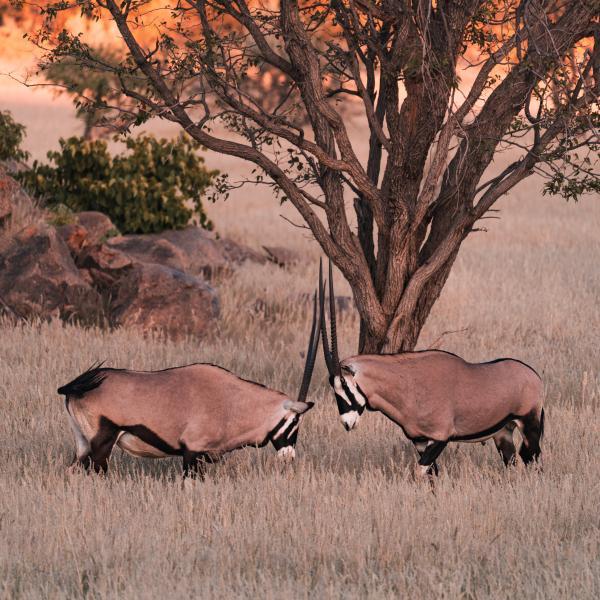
[{"left": 358, "top": 251, "right": 458, "bottom": 354}]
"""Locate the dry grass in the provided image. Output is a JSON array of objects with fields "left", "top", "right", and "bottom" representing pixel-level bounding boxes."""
[{"left": 1, "top": 166, "right": 599, "bottom": 598}]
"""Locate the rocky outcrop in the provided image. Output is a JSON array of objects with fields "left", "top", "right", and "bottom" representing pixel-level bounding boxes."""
[
  {"left": 57, "top": 223, "right": 89, "bottom": 255},
  {"left": 0, "top": 224, "right": 102, "bottom": 321},
  {"left": 0, "top": 168, "right": 34, "bottom": 227},
  {"left": 263, "top": 245, "right": 302, "bottom": 268},
  {"left": 74, "top": 211, "right": 118, "bottom": 245},
  {"left": 107, "top": 227, "right": 266, "bottom": 278},
  {"left": 111, "top": 263, "right": 219, "bottom": 339},
  {"left": 220, "top": 237, "right": 267, "bottom": 266},
  {"left": 1, "top": 175, "right": 300, "bottom": 339},
  {"left": 106, "top": 235, "right": 188, "bottom": 274},
  {"left": 0, "top": 191, "right": 10, "bottom": 226},
  {"left": 76, "top": 243, "right": 134, "bottom": 290}
]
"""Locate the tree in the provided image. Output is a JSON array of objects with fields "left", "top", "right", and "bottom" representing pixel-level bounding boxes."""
[
  {"left": 31, "top": 1, "right": 600, "bottom": 352},
  {"left": 0, "top": 110, "right": 29, "bottom": 163},
  {"left": 42, "top": 46, "right": 145, "bottom": 139}
]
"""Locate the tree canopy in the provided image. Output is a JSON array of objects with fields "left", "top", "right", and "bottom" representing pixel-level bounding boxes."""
[{"left": 25, "top": 0, "right": 600, "bottom": 351}]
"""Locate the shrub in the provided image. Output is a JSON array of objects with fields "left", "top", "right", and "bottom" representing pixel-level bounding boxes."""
[
  {"left": 18, "top": 135, "right": 217, "bottom": 234},
  {"left": 0, "top": 110, "right": 30, "bottom": 163}
]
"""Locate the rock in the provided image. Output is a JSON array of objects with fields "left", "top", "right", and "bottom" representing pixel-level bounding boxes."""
[
  {"left": 154, "top": 228, "right": 230, "bottom": 276},
  {"left": 74, "top": 211, "right": 117, "bottom": 245},
  {"left": 57, "top": 223, "right": 89, "bottom": 255},
  {"left": 106, "top": 235, "right": 188, "bottom": 274},
  {"left": 110, "top": 263, "right": 219, "bottom": 339},
  {"left": 219, "top": 237, "right": 267, "bottom": 265},
  {"left": 76, "top": 243, "right": 134, "bottom": 290},
  {"left": 0, "top": 190, "right": 10, "bottom": 226},
  {"left": 262, "top": 245, "right": 302, "bottom": 268},
  {"left": 0, "top": 223, "right": 102, "bottom": 321},
  {"left": 108, "top": 227, "right": 265, "bottom": 279},
  {"left": 0, "top": 169, "right": 28, "bottom": 226}
]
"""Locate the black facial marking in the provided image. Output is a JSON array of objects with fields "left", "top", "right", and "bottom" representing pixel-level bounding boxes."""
[
  {"left": 268, "top": 415, "right": 300, "bottom": 451},
  {"left": 339, "top": 378, "right": 367, "bottom": 416},
  {"left": 354, "top": 383, "right": 373, "bottom": 410},
  {"left": 329, "top": 375, "right": 352, "bottom": 415}
]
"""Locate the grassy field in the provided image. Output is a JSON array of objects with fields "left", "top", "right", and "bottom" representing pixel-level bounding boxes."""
[{"left": 1, "top": 160, "right": 599, "bottom": 598}]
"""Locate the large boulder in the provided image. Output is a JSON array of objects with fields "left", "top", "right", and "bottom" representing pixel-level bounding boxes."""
[
  {"left": 0, "top": 169, "right": 34, "bottom": 227},
  {"left": 107, "top": 226, "right": 265, "bottom": 278},
  {"left": 74, "top": 211, "right": 117, "bottom": 245},
  {"left": 219, "top": 237, "right": 267, "bottom": 266},
  {"left": 0, "top": 223, "right": 102, "bottom": 321},
  {"left": 57, "top": 223, "right": 89, "bottom": 256},
  {"left": 76, "top": 243, "right": 134, "bottom": 290},
  {"left": 106, "top": 235, "right": 188, "bottom": 274},
  {"left": 110, "top": 263, "right": 219, "bottom": 339}
]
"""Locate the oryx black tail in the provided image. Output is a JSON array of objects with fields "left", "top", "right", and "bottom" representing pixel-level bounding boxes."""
[{"left": 58, "top": 362, "right": 107, "bottom": 398}]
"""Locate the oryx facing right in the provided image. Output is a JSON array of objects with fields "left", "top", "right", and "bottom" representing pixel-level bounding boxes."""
[{"left": 57, "top": 291, "right": 322, "bottom": 478}]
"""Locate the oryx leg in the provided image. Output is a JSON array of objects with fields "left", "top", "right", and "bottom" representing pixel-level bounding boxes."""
[
  {"left": 516, "top": 409, "right": 544, "bottom": 465},
  {"left": 66, "top": 401, "right": 91, "bottom": 468},
  {"left": 414, "top": 441, "right": 439, "bottom": 476},
  {"left": 182, "top": 449, "right": 213, "bottom": 479},
  {"left": 493, "top": 422, "right": 517, "bottom": 466},
  {"left": 415, "top": 441, "right": 448, "bottom": 478},
  {"left": 67, "top": 404, "right": 118, "bottom": 474},
  {"left": 80, "top": 418, "right": 119, "bottom": 474}
]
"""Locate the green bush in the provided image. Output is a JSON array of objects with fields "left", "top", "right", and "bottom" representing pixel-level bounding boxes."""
[
  {"left": 0, "top": 110, "right": 30, "bottom": 162},
  {"left": 17, "top": 135, "right": 218, "bottom": 234}
]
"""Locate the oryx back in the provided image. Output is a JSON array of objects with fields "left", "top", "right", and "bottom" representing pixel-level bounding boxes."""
[{"left": 342, "top": 351, "right": 543, "bottom": 442}]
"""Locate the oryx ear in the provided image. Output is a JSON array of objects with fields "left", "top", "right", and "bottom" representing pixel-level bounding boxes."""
[{"left": 283, "top": 400, "right": 315, "bottom": 414}]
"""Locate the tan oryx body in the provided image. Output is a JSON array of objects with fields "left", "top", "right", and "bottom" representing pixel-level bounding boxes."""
[
  {"left": 59, "top": 292, "right": 322, "bottom": 477},
  {"left": 318, "top": 260, "right": 545, "bottom": 476}
]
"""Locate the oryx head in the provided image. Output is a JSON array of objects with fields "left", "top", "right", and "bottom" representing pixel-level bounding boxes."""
[{"left": 319, "top": 259, "right": 367, "bottom": 431}]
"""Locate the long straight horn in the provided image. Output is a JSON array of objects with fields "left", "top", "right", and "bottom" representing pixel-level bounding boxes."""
[
  {"left": 319, "top": 258, "right": 334, "bottom": 377},
  {"left": 297, "top": 288, "right": 321, "bottom": 402},
  {"left": 328, "top": 258, "right": 341, "bottom": 375}
]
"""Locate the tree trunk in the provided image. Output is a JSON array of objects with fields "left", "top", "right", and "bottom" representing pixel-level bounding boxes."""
[{"left": 359, "top": 250, "right": 460, "bottom": 355}]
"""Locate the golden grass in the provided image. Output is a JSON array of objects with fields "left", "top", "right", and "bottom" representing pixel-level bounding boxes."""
[{"left": 1, "top": 169, "right": 599, "bottom": 598}]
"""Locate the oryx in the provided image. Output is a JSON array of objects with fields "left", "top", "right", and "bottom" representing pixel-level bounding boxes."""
[
  {"left": 58, "top": 292, "right": 322, "bottom": 477},
  {"left": 318, "top": 260, "right": 544, "bottom": 477}
]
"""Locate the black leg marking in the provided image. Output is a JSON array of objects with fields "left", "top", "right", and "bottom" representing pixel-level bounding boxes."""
[
  {"left": 518, "top": 410, "right": 543, "bottom": 465},
  {"left": 182, "top": 449, "right": 210, "bottom": 479},
  {"left": 414, "top": 442, "right": 439, "bottom": 476},
  {"left": 417, "top": 441, "right": 448, "bottom": 476},
  {"left": 79, "top": 418, "right": 119, "bottom": 474},
  {"left": 493, "top": 423, "right": 517, "bottom": 467}
]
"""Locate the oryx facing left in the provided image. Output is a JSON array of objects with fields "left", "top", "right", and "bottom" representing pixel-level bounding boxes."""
[
  {"left": 318, "top": 259, "right": 545, "bottom": 478},
  {"left": 58, "top": 292, "right": 322, "bottom": 478}
]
